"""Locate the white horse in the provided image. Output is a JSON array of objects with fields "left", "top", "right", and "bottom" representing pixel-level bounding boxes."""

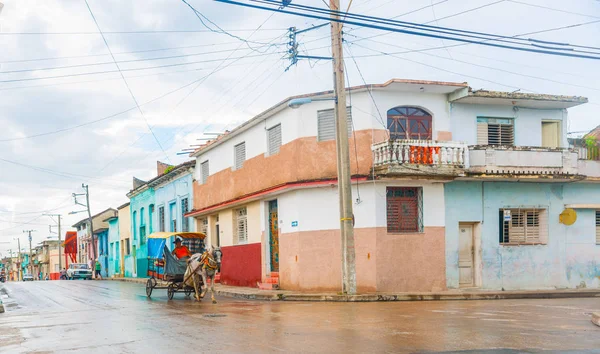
[{"left": 185, "top": 247, "right": 222, "bottom": 303}]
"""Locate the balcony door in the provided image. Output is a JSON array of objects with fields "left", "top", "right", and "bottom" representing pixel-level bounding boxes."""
[
  {"left": 542, "top": 121, "right": 560, "bottom": 148},
  {"left": 387, "top": 106, "right": 432, "bottom": 140}
]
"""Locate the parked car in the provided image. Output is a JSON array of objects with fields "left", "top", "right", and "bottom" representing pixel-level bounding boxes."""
[
  {"left": 66, "top": 263, "right": 92, "bottom": 280},
  {"left": 23, "top": 273, "right": 34, "bottom": 281}
]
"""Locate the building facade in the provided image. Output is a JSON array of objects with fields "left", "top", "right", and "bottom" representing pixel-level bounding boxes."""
[
  {"left": 186, "top": 79, "right": 599, "bottom": 292},
  {"left": 118, "top": 203, "right": 132, "bottom": 278},
  {"left": 105, "top": 213, "right": 120, "bottom": 278},
  {"left": 72, "top": 208, "right": 117, "bottom": 266}
]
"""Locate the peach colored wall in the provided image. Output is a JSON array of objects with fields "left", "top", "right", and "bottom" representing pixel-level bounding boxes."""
[
  {"left": 279, "top": 226, "right": 445, "bottom": 293},
  {"left": 193, "top": 130, "right": 388, "bottom": 211},
  {"left": 376, "top": 226, "right": 446, "bottom": 292},
  {"left": 437, "top": 131, "right": 452, "bottom": 141}
]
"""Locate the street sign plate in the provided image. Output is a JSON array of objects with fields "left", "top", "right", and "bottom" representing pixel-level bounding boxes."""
[
  {"left": 291, "top": 221, "right": 298, "bottom": 227},
  {"left": 503, "top": 210, "right": 511, "bottom": 221}
]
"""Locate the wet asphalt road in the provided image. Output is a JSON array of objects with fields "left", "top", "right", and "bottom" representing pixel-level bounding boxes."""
[{"left": 1, "top": 281, "right": 599, "bottom": 354}]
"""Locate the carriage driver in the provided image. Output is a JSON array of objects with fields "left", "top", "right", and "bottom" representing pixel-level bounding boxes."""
[{"left": 172, "top": 237, "right": 192, "bottom": 260}]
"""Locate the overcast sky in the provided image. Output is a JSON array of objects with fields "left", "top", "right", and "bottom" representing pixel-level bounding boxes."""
[{"left": 0, "top": 0, "right": 598, "bottom": 255}]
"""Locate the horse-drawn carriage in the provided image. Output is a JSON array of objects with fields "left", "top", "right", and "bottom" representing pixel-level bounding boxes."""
[{"left": 145, "top": 231, "right": 221, "bottom": 302}]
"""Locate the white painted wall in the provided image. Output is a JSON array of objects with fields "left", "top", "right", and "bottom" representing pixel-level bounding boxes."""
[
  {"left": 451, "top": 104, "right": 567, "bottom": 147},
  {"left": 275, "top": 181, "right": 445, "bottom": 233}
]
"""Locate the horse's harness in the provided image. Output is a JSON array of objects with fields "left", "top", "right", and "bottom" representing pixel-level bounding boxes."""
[{"left": 201, "top": 251, "right": 218, "bottom": 271}]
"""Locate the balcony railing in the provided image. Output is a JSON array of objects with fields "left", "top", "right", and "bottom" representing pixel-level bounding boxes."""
[
  {"left": 373, "top": 139, "right": 468, "bottom": 166},
  {"left": 574, "top": 145, "right": 600, "bottom": 161},
  {"left": 372, "top": 140, "right": 468, "bottom": 177}
]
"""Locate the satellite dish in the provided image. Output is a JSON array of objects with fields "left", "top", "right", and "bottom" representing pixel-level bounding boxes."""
[{"left": 559, "top": 208, "right": 577, "bottom": 226}]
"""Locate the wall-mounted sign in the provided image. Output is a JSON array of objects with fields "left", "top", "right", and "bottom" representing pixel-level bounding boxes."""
[
  {"left": 291, "top": 221, "right": 298, "bottom": 227},
  {"left": 503, "top": 210, "right": 511, "bottom": 221}
]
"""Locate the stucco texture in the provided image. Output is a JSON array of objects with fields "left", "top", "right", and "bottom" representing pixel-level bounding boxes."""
[
  {"left": 220, "top": 243, "right": 262, "bottom": 287},
  {"left": 445, "top": 181, "right": 600, "bottom": 290},
  {"left": 279, "top": 227, "right": 445, "bottom": 293},
  {"left": 193, "top": 130, "right": 387, "bottom": 211}
]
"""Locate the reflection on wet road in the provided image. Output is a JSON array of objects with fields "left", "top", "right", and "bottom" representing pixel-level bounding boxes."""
[{"left": 1, "top": 281, "right": 599, "bottom": 353}]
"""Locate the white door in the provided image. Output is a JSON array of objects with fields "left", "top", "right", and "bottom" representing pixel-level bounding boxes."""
[
  {"left": 458, "top": 224, "right": 474, "bottom": 287},
  {"left": 542, "top": 121, "right": 559, "bottom": 148}
]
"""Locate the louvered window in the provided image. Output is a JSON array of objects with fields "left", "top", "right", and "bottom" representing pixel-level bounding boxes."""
[
  {"left": 181, "top": 198, "right": 189, "bottom": 232},
  {"left": 317, "top": 107, "right": 353, "bottom": 141},
  {"left": 477, "top": 117, "right": 514, "bottom": 146},
  {"left": 499, "top": 208, "right": 548, "bottom": 244},
  {"left": 267, "top": 124, "right": 282, "bottom": 156},
  {"left": 386, "top": 187, "right": 423, "bottom": 233},
  {"left": 158, "top": 206, "right": 165, "bottom": 232},
  {"left": 200, "top": 160, "right": 209, "bottom": 184},
  {"left": 236, "top": 207, "right": 248, "bottom": 243},
  {"left": 596, "top": 210, "right": 600, "bottom": 244},
  {"left": 199, "top": 217, "right": 208, "bottom": 236},
  {"left": 234, "top": 142, "right": 246, "bottom": 170}
]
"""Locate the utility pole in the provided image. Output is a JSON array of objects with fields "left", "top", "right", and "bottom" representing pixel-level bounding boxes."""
[
  {"left": 23, "top": 230, "right": 35, "bottom": 277},
  {"left": 330, "top": 0, "right": 356, "bottom": 295},
  {"left": 16, "top": 238, "right": 21, "bottom": 281},
  {"left": 73, "top": 184, "right": 96, "bottom": 262},
  {"left": 45, "top": 214, "right": 63, "bottom": 272}
]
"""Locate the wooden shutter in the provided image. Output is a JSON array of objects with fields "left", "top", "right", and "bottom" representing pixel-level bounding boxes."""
[
  {"left": 477, "top": 122, "right": 488, "bottom": 144},
  {"left": 200, "top": 160, "right": 209, "bottom": 184},
  {"left": 158, "top": 206, "right": 165, "bottom": 232},
  {"left": 503, "top": 208, "right": 547, "bottom": 244},
  {"left": 236, "top": 208, "right": 248, "bottom": 243},
  {"left": 317, "top": 107, "right": 353, "bottom": 141},
  {"left": 267, "top": 124, "right": 282, "bottom": 156},
  {"left": 234, "top": 142, "right": 246, "bottom": 170}
]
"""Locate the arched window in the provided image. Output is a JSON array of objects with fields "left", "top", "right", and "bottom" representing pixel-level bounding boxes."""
[{"left": 387, "top": 106, "right": 432, "bottom": 140}]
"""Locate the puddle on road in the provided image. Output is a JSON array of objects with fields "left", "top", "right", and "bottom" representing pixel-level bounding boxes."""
[{"left": 203, "top": 314, "right": 227, "bottom": 318}]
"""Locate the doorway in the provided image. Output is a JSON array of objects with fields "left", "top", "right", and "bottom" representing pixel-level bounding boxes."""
[
  {"left": 542, "top": 121, "right": 560, "bottom": 148},
  {"left": 268, "top": 200, "right": 279, "bottom": 272},
  {"left": 458, "top": 223, "right": 475, "bottom": 288},
  {"left": 132, "top": 245, "right": 137, "bottom": 277}
]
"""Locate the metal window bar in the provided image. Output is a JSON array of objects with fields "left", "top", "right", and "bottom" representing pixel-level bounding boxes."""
[
  {"left": 181, "top": 198, "right": 189, "bottom": 232},
  {"left": 501, "top": 208, "right": 546, "bottom": 244},
  {"left": 236, "top": 208, "right": 248, "bottom": 243},
  {"left": 386, "top": 187, "right": 423, "bottom": 233},
  {"left": 596, "top": 210, "right": 600, "bottom": 244},
  {"left": 158, "top": 206, "right": 165, "bottom": 232}
]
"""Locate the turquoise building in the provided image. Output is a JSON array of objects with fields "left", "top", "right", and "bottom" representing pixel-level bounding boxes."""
[{"left": 127, "top": 185, "right": 155, "bottom": 278}]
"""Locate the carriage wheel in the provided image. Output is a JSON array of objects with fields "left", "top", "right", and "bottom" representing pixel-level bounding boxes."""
[
  {"left": 145, "top": 279, "right": 154, "bottom": 298},
  {"left": 167, "top": 283, "right": 176, "bottom": 300}
]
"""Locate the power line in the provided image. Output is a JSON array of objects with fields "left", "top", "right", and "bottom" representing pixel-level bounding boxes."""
[
  {"left": 0, "top": 39, "right": 283, "bottom": 64},
  {"left": 506, "top": 0, "right": 600, "bottom": 19},
  {"left": 0, "top": 45, "right": 283, "bottom": 74},
  {"left": 214, "top": 0, "right": 600, "bottom": 60},
  {"left": 353, "top": 36, "right": 600, "bottom": 91},
  {"left": 84, "top": 0, "right": 168, "bottom": 164},
  {"left": 0, "top": 51, "right": 284, "bottom": 84},
  {"left": 0, "top": 29, "right": 287, "bottom": 35}
]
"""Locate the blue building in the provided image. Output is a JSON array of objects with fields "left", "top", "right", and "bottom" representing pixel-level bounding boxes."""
[
  {"left": 442, "top": 93, "right": 600, "bottom": 291},
  {"left": 125, "top": 160, "right": 195, "bottom": 278},
  {"left": 105, "top": 213, "right": 120, "bottom": 278}
]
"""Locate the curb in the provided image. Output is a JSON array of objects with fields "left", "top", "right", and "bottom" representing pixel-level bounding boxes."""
[
  {"left": 107, "top": 278, "right": 600, "bottom": 302},
  {"left": 593, "top": 313, "right": 600, "bottom": 327}
]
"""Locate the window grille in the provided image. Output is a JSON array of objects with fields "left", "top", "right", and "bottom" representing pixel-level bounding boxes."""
[
  {"left": 386, "top": 187, "right": 423, "bottom": 233},
  {"left": 267, "top": 124, "right": 282, "bottom": 156},
  {"left": 181, "top": 198, "right": 189, "bottom": 232},
  {"left": 477, "top": 117, "right": 514, "bottom": 146},
  {"left": 317, "top": 107, "right": 353, "bottom": 141},
  {"left": 596, "top": 210, "right": 600, "bottom": 244},
  {"left": 200, "top": 218, "right": 208, "bottom": 236},
  {"left": 234, "top": 142, "right": 246, "bottom": 170},
  {"left": 200, "top": 160, "right": 209, "bottom": 184},
  {"left": 158, "top": 206, "right": 165, "bottom": 232},
  {"left": 386, "top": 106, "right": 432, "bottom": 140},
  {"left": 236, "top": 207, "right": 248, "bottom": 243},
  {"left": 499, "top": 208, "right": 548, "bottom": 244}
]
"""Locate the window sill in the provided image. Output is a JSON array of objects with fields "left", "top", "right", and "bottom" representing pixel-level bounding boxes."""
[{"left": 500, "top": 242, "right": 546, "bottom": 246}]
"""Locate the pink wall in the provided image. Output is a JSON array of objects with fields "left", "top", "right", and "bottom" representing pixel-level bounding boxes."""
[
  {"left": 220, "top": 243, "right": 262, "bottom": 288},
  {"left": 279, "top": 227, "right": 446, "bottom": 293}
]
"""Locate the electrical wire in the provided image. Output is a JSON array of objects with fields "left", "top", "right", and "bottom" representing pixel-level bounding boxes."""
[
  {"left": 0, "top": 45, "right": 283, "bottom": 74},
  {"left": 0, "top": 29, "right": 287, "bottom": 35},
  {"left": 214, "top": 0, "right": 600, "bottom": 60},
  {"left": 506, "top": 0, "right": 600, "bottom": 20},
  {"left": 84, "top": 0, "right": 171, "bottom": 164},
  {"left": 354, "top": 36, "right": 600, "bottom": 92},
  {"left": 0, "top": 51, "right": 284, "bottom": 84}
]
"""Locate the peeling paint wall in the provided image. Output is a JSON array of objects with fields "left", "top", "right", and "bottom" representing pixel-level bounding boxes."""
[{"left": 445, "top": 181, "right": 600, "bottom": 290}]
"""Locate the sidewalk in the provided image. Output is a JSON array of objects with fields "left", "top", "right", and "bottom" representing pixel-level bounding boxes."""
[{"left": 108, "top": 277, "right": 600, "bottom": 302}]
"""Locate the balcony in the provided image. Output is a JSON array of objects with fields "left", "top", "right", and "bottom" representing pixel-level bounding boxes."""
[
  {"left": 372, "top": 140, "right": 468, "bottom": 177},
  {"left": 467, "top": 146, "right": 581, "bottom": 180},
  {"left": 574, "top": 145, "right": 600, "bottom": 179}
]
